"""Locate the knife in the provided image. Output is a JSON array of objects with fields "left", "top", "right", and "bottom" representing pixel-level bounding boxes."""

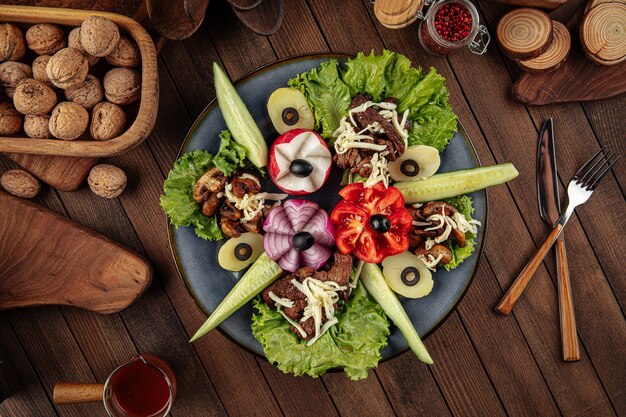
[{"left": 537, "top": 118, "right": 580, "bottom": 362}]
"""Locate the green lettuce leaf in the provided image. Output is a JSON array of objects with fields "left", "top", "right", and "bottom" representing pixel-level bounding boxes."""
[
  {"left": 160, "top": 130, "right": 248, "bottom": 241},
  {"left": 444, "top": 195, "right": 478, "bottom": 270},
  {"left": 289, "top": 59, "right": 351, "bottom": 138},
  {"left": 251, "top": 283, "right": 389, "bottom": 380},
  {"left": 290, "top": 50, "right": 457, "bottom": 151}
]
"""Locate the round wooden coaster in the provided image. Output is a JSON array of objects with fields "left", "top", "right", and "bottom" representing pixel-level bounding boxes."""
[{"left": 497, "top": 8, "right": 553, "bottom": 59}]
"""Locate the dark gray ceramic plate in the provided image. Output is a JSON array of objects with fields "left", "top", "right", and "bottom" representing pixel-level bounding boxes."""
[{"left": 168, "top": 54, "right": 487, "bottom": 360}]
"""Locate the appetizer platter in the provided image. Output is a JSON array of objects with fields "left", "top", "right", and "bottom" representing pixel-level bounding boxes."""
[{"left": 162, "top": 51, "right": 518, "bottom": 380}]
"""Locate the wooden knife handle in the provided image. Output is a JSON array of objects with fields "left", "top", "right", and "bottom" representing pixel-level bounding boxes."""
[
  {"left": 53, "top": 382, "right": 104, "bottom": 405},
  {"left": 496, "top": 224, "right": 563, "bottom": 315},
  {"left": 556, "top": 235, "right": 580, "bottom": 361}
]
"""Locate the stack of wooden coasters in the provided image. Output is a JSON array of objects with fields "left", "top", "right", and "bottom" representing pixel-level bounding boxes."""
[{"left": 496, "top": 8, "right": 571, "bottom": 73}]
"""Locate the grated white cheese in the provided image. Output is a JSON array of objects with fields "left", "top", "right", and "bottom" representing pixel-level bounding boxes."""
[
  {"left": 290, "top": 277, "right": 347, "bottom": 346},
  {"left": 364, "top": 151, "right": 390, "bottom": 189},
  {"left": 224, "top": 183, "right": 287, "bottom": 222},
  {"left": 418, "top": 253, "right": 444, "bottom": 271},
  {"left": 268, "top": 291, "right": 294, "bottom": 308}
]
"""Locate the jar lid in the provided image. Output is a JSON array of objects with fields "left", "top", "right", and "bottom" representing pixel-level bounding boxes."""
[{"left": 374, "top": 0, "right": 424, "bottom": 28}]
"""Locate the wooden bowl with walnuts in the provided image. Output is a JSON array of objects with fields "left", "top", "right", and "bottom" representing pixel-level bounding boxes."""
[{"left": 0, "top": 5, "right": 158, "bottom": 157}]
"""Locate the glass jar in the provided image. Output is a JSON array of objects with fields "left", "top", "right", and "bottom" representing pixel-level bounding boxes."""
[{"left": 418, "top": 0, "right": 490, "bottom": 56}]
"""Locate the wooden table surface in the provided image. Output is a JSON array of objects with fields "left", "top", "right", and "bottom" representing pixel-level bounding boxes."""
[{"left": 1, "top": 1, "right": 625, "bottom": 416}]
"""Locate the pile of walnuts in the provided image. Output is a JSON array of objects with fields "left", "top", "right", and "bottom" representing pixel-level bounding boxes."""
[{"left": 0, "top": 16, "right": 141, "bottom": 141}]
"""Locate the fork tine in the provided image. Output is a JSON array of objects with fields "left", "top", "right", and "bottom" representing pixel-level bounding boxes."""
[
  {"left": 578, "top": 149, "right": 609, "bottom": 184},
  {"left": 588, "top": 155, "right": 621, "bottom": 190},
  {"left": 582, "top": 151, "right": 615, "bottom": 185},
  {"left": 574, "top": 146, "right": 606, "bottom": 180}
]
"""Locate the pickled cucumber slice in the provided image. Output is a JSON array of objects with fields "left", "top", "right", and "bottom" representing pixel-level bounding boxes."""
[
  {"left": 218, "top": 233, "right": 264, "bottom": 272},
  {"left": 190, "top": 252, "right": 282, "bottom": 342},
  {"left": 395, "top": 163, "right": 519, "bottom": 203},
  {"left": 381, "top": 252, "right": 434, "bottom": 299},
  {"left": 361, "top": 263, "right": 433, "bottom": 364},
  {"left": 213, "top": 62, "right": 268, "bottom": 168}
]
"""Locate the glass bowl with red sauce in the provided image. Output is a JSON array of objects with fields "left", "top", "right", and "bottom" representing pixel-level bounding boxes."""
[
  {"left": 103, "top": 354, "right": 176, "bottom": 417},
  {"left": 418, "top": 0, "right": 490, "bottom": 56}
]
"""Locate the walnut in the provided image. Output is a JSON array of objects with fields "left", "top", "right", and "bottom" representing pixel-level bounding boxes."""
[
  {"left": 80, "top": 16, "right": 120, "bottom": 57},
  {"left": 25, "top": 24, "right": 66, "bottom": 56},
  {"left": 103, "top": 68, "right": 140, "bottom": 105},
  {"left": 0, "top": 23, "right": 26, "bottom": 62},
  {"left": 90, "top": 102, "right": 126, "bottom": 141},
  {"left": 13, "top": 79, "right": 57, "bottom": 115},
  {"left": 24, "top": 114, "right": 51, "bottom": 139},
  {"left": 0, "top": 101, "right": 22, "bottom": 135},
  {"left": 68, "top": 27, "right": 99, "bottom": 66},
  {"left": 64, "top": 75, "right": 103, "bottom": 109},
  {"left": 49, "top": 101, "right": 88, "bottom": 140},
  {"left": 0, "top": 62, "right": 32, "bottom": 98},
  {"left": 32, "top": 55, "right": 52, "bottom": 86},
  {"left": 88, "top": 164, "right": 126, "bottom": 198},
  {"left": 46, "top": 47, "right": 89, "bottom": 89},
  {"left": 1, "top": 169, "right": 40, "bottom": 198},
  {"left": 106, "top": 36, "right": 140, "bottom": 68}
]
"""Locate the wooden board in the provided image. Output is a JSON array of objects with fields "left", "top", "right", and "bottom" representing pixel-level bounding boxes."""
[
  {"left": 479, "top": 0, "right": 568, "bottom": 10},
  {"left": 4, "top": 154, "right": 97, "bottom": 191},
  {"left": 0, "top": 191, "right": 152, "bottom": 313},
  {"left": 512, "top": 0, "right": 626, "bottom": 104}
]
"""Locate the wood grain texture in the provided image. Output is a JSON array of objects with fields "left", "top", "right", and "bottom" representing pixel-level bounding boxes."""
[
  {"left": 0, "top": 191, "right": 152, "bottom": 314},
  {"left": 53, "top": 383, "right": 103, "bottom": 405},
  {"left": 232, "top": 0, "right": 285, "bottom": 36},
  {"left": 4, "top": 153, "right": 97, "bottom": 191},
  {"left": 0, "top": 5, "right": 159, "bottom": 157},
  {"left": 496, "top": 8, "right": 553, "bottom": 59},
  {"left": 580, "top": 2, "right": 626, "bottom": 64},
  {"left": 497, "top": 224, "right": 563, "bottom": 315},
  {"left": 555, "top": 235, "right": 580, "bottom": 361},
  {"left": 480, "top": 0, "right": 568, "bottom": 9},
  {"left": 518, "top": 20, "right": 571, "bottom": 72}
]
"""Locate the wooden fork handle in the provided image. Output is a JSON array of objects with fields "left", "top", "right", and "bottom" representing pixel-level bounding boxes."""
[
  {"left": 556, "top": 235, "right": 580, "bottom": 361},
  {"left": 496, "top": 224, "right": 563, "bottom": 315}
]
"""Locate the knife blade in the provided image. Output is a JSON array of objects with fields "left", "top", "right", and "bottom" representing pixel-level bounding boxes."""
[
  {"left": 537, "top": 118, "right": 560, "bottom": 225},
  {"left": 536, "top": 118, "right": 580, "bottom": 361}
]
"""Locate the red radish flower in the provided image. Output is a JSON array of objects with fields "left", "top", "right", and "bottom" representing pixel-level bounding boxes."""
[
  {"left": 268, "top": 129, "right": 332, "bottom": 196},
  {"left": 263, "top": 199, "right": 335, "bottom": 272}
]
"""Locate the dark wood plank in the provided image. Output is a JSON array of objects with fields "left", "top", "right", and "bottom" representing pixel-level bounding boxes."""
[
  {"left": 440, "top": 37, "right": 618, "bottom": 417},
  {"left": 0, "top": 314, "right": 59, "bottom": 417}
]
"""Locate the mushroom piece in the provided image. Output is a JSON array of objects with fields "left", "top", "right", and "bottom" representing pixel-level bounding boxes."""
[
  {"left": 220, "top": 199, "right": 242, "bottom": 220},
  {"left": 201, "top": 193, "right": 221, "bottom": 217},
  {"left": 414, "top": 244, "right": 453, "bottom": 265},
  {"left": 450, "top": 228, "right": 466, "bottom": 248},
  {"left": 230, "top": 171, "right": 261, "bottom": 198},
  {"left": 193, "top": 167, "right": 226, "bottom": 203},
  {"left": 421, "top": 201, "right": 458, "bottom": 217},
  {"left": 241, "top": 215, "right": 262, "bottom": 234},
  {"left": 408, "top": 230, "right": 426, "bottom": 249},
  {"left": 220, "top": 218, "right": 244, "bottom": 238}
]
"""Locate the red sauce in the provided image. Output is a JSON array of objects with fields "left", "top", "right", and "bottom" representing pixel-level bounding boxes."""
[{"left": 109, "top": 355, "right": 174, "bottom": 417}]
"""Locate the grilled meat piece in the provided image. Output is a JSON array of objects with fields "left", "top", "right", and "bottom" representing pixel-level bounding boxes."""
[
  {"left": 353, "top": 155, "right": 372, "bottom": 178},
  {"left": 230, "top": 171, "right": 261, "bottom": 198},
  {"left": 409, "top": 231, "right": 426, "bottom": 249},
  {"left": 313, "top": 252, "right": 353, "bottom": 287},
  {"left": 220, "top": 218, "right": 244, "bottom": 238},
  {"left": 349, "top": 94, "right": 406, "bottom": 159},
  {"left": 200, "top": 193, "right": 221, "bottom": 217},
  {"left": 262, "top": 266, "right": 316, "bottom": 307},
  {"left": 194, "top": 167, "right": 226, "bottom": 203},
  {"left": 220, "top": 199, "right": 242, "bottom": 220},
  {"left": 241, "top": 214, "right": 262, "bottom": 234},
  {"left": 297, "top": 317, "right": 316, "bottom": 340},
  {"left": 415, "top": 244, "right": 453, "bottom": 265}
]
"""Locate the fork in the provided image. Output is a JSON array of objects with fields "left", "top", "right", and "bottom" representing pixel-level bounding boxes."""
[{"left": 496, "top": 147, "right": 620, "bottom": 315}]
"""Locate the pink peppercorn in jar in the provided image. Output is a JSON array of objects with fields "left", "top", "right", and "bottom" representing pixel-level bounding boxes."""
[{"left": 418, "top": 0, "right": 490, "bottom": 56}]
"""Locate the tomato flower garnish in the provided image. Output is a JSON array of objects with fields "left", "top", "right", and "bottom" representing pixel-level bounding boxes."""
[{"left": 330, "top": 182, "right": 412, "bottom": 263}]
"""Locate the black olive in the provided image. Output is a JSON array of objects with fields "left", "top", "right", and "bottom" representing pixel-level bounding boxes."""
[
  {"left": 369, "top": 214, "right": 391, "bottom": 233},
  {"left": 401, "top": 267, "right": 420, "bottom": 286},
  {"left": 234, "top": 243, "right": 253, "bottom": 261},
  {"left": 281, "top": 107, "right": 299, "bottom": 126},
  {"left": 289, "top": 159, "right": 313, "bottom": 178},
  {"left": 292, "top": 231, "right": 315, "bottom": 250},
  {"left": 400, "top": 160, "right": 420, "bottom": 177}
]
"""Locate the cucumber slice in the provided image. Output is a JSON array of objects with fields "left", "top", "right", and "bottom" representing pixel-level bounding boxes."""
[
  {"left": 361, "top": 263, "right": 433, "bottom": 364},
  {"left": 395, "top": 163, "right": 519, "bottom": 203},
  {"left": 213, "top": 63, "right": 268, "bottom": 168},
  {"left": 190, "top": 252, "right": 282, "bottom": 342}
]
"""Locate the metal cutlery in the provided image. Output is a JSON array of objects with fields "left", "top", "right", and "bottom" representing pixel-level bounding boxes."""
[
  {"left": 536, "top": 119, "right": 579, "bottom": 361},
  {"left": 496, "top": 146, "right": 620, "bottom": 316}
]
